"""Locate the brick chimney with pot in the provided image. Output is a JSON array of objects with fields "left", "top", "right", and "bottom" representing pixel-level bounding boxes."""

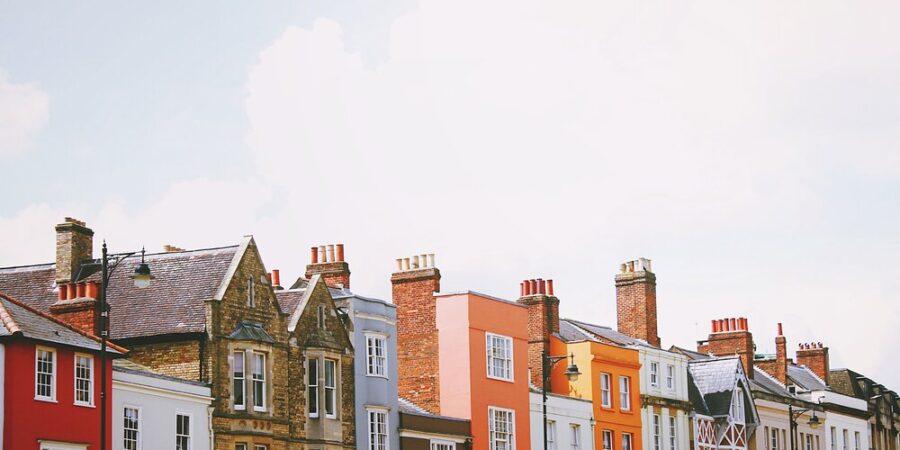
[
  {"left": 796, "top": 342, "right": 830, "bottom": 385},
  {"left": 55, "top": 217, "right": 94, "bottom": 284},
  {"left": 517, "top": 277, "right": 560, "bottom": 388},
  {"left": 615, "top": 257, "right": 661, "bottom": 347},
  {"left": 392, "top": 253, "right": 441, "bottom": 414},
  {"left": 698, "top": 317, "right": 755, "bottom": 379},
  {"left": 305, "top": 243, "right": 350, "bottom": 288},
  {"left": 757, "top": 323, "right": 789, "bottom": 385}
]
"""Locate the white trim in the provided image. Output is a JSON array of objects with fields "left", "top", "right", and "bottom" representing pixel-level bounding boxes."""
[
  {"left": 112, "top": 379, "right": 213, "bottom": 403},
  {"left": 431, "top": 438, "right": 458, "bottom": 450},
  {"left": 38, "top": 441, "right": 87, "bottom": 450},
  {"left": 35, "top": 345, "right": 57, "bottom": 402},
  {"left": 485, "top": 333, "right": 514, "bottom": 382},
  {"left": 308, "top": 357, "right": 319, "bottom": 418},
  {"left": 233, "top": 350, "right": 246, "bottom": 411},
  {"left": 73, "top": 352, "right": 94, "bottom": 407},
  {"left": 488, "top": 406, "right": 516, "bottom": 450},
  {"left": 367, "top": 407, "right": 389, "bottom": 450},
  {"left": 122, "top": 404, "right": 142, "bottom": 450},
  {"left": 398, "top": 429, "right": 468, "bottom": 444},
  {"left": 324, "top": 358, "right": 337, "bottom": 418},
  {"left": 175, "top": 411, "right": 193, "bottom": 450},
  {"left": 287, "top": 274, "right": 322, "bottom": 332},
  {"left": 214, "top": 236, "right": 253, "bottom": 301},
  {"left": 365, "top": 332, "right": 389, "bottom": 378},
  {"left": 251, "top": 351, "right": 267, "bottom": 412}
]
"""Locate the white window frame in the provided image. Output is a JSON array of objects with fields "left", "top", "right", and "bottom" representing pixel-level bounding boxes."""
[
  {"left": 773, "top": 428, "right": 780, "bottom": 450},
  {"left": 547, "top": 420, "right": 557, "bottom": 450},
  {"left": 600, "top": 373, "right": 612, "bottom": 408},
  {"left": 308, "top": 357, "right": 319, "bottom": 418},
  {"left": 650, "top": 362, "right": 659, "bottom": 386},
  {"left": 602, "top": 430, "right": 613, "bottom": 450},
  {"left": 254, "top": 446, "right": 267, "bottom": 450},
  {"left": 619, "top": 376, "right": 631, "bottom": 411},
  {"left": 830, "top": 428, "right": 836, "bottom": 450},
  {"left": 669, "top": 416, "right": 677, "bottom": 450},
  {"left": 324, "top": 358, "right": 337, "bottom": 418},
  {"left": 74, "top": 352, "right": 94, "bottom": 407},
  {"left": 123, "top": 405, "right": 141, "bottom": 450},
  {"left": 731, "top": 392, "right": 745, "bottom": 422},
  {"left": 431, "top": 440, "right": 457, "bottom": 450},
  {"left": 488, "top": 406, "right": 516, "bottom": 450},
  {"left": 252, "top": 352, "right": 266, "bottom": 412},
  {"left": 854, "top": 432, "right": 860, "bottom": 450},
  {"left": 235, "top": 444, "right": 248, "bottom": 450},
  {"left": 486, "top": 333, "right": 514, "bottom": 382},
  {"left": 623, "top": 433, "right": 633, "bottom": 450},
  {"left": 35, "top": 346, "right": 57, "bottom": 401},
  {"left": 367, "top": 407, "right": 389, "bottom": 450},
  {"left": 653, "top": 414, "right": 661, "bottom": 450},
  {"left": 666, "top": 364, "right": 675, "bottom": 390},
  {"left": 570, "top": 424, "right": 582, "bottom": 450},
  {"left": 842, "top": 430, "right": 849, "bottom": 450},
  {"left": 233, "top": 351, "right": 246, "bottom": 410},
  {"left": 176, "top": 412, "right": 192, "bottom": 450},
  {"left": 366, "top": 333, "right": 388, "bottom": 378},
  {"left": 38, "top": 442, "right": 87, "bottom": 450}
]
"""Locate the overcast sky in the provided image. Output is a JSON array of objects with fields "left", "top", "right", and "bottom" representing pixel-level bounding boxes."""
[{"left": 2, "top": 1, "right": 898, "bottom": 388}]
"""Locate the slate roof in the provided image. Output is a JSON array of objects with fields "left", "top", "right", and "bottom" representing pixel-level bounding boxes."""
[
  {"left": 565, "top": 319, "right": 653, "bottom": 347},
  {"left": 399, "top": 397, "right": 430, "bottom": 415},
  {"left": 688, "top": 357, "right": 743, "bottom": 416},
  {"left": 0, "top": 290, "right": 125, "bottom": 354},
  {"left": 751, "top": 366, "right": 793, "bottom": 397},
  {"left": 275, "top": 288, "right": 307, "bottom": 315},
  {"left": 829, "top": 369, "right": 864, "bottom": 398},
  {"left": 227, "top": 321, "right": 275, "bottom": 343},
  {"left": 0, "top": 245, "right": 240, "bottom": 340},
  {"left": 788, "top": 364, "right": 828, "bottom": 392},
  {"left": 670, "top": 345, "right": 713, "bottom": 361},
  {"left": 558, "top": 318, "right": 600, "bottom": 343}
]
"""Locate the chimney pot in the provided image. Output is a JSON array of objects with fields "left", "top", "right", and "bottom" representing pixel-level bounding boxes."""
[
  {"left": 58, "top": 284, "right": 68, "bottom": 301},
  {"left": 76, "top": 282, "right": 86, "bottom": 298},
  {"left": 520, "top": 282, "right": 525, "bottom": 297},
  {"left": 319, "top": 245, "right": 327, "bottom": 262},
  {"left": 403, "top": 258, "right": 410, "bottom": 271},
  {"left": 524, "top": 280, "right": 532, "bottom": 296},
  {"left": 428, "top": 254, "right": 435, "bottom": 268},
  {"left": 327, "top": 245, "right": 335, "bottom": 263},
  {"left": 272, "top": 269, "right": 280, "bottom": 287},
  {"left": 412, "top": 255, "right": 420, "bottom": 269},
  {"left": 620, "top": 263, "right": 627, "bottom": 273},
  {"left": 86, "top": 281, "right": 98, "bottom": 299},
  {"left": 311, "top": 247, "right": 319, "bottom": 264},
  {"left": 67, "top": 283, "right": 77, "bottom": 300},
  {"left": 730, "top": 318, "right": 737, "bottom": 330},
  {"left": 538, "top": 278, "right": 545, "bottom": 295},
  {"left": 336, "top": 244, "right": 345, "bottom": 262},
  {"left": 627, "top": 261, "right": 635, "bottom": 272},
  {"left": 777, "top": 322, "right": 783, "bottom": 336},
  {"left": 396, "top": 258, "right": 403, "bottom": 272},
  {"left": 711, "top": 319, "right": 718, "bottom": 332},
  {"left": 529, "top": 279, "right": 538, "bottom": 294},
  {"left": 547, "top": 279, "right": 554, "bottom": 296}
]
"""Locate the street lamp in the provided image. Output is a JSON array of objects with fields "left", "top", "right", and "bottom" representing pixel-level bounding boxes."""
[
  {"left": 543, "top": 352, "right": 580, "bottom": 450},
  {"left": 788, "top": 398, "right": 824, "bottom": 450},
  {"left": 97, "top": 242, "right": 152, "bottom": 450}
]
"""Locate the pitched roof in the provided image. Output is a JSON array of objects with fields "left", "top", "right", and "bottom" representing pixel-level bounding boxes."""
[
  {"left": 275, "top": 288, "right": 307, "bottom": 315},
  {"left": 0, "top": 290, "right": 125, "bottom": 354},
  {"left": 788, "top": 364, "right": 828, "bottom": 392},
  {"left": 564, "top": 319, "right": 651, "bottom": 347},
  {"left": 687, "top": 357, "right": 744, "bottom": 417},
  {"left": 558, "top": 318, "right": 600, "bottom": 343},
  {"left": 0, "top": 245, "right": 240, "bottom": 340},
  {"left": 670, "top": 345, "right": 713, "bottom": 361}
]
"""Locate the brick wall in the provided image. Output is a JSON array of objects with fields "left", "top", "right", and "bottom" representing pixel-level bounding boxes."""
[
  {"left": 127, "top": 340, "right": 202, "bottom": 381},
  {"left": 393, "top": 267, "right": 441, "bottom": 415},
  {"left": 305, "top": 261, "right": 351, "bottom": 289},
  {"left": 518, "top": 293, "right": 559, "bottom": 388},
  {"left": 615, "top": 267, "right": 660, "bottom": 347},
  {"left": 796, "top": 343, "right": 829, "bottom": 384},
  {"left": 49, "top": 298, "right": 97, "bottom": 336},
  {"left": 700, "top": 327, "right": 754, "bottom": 379}
]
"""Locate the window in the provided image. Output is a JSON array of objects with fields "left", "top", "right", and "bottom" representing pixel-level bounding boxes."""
[
  {"left": 254, "top": 446, "right": 267, "bottom": 450},
  {"left": 233, "top": 351, "right": 246, "bottom": 410},
  {"left": 772, "top": 428, "right": 780, "bottom": 450},
  {"left": 35, "top": 347, "right": 56, "bottom": 400},
  {"left": 600, "top": 373, "right": 612, "bottom": 407},
  {"left": 247, "top": 277, "right": 255, "bottom": 307},
  {"left": 619, "top": 376, "right": 631, "bottom": 411},
  {"left": 854, "top": 432, "right": 860, "bottom": 450},
  {"left": 74, "top": 353, "right": 93, "bottom": 406},
  {"left": 570, "top": 424, "right": 581, "bottom": 450},
  {"left": 842, "top": 430, "right": 849, "bottom": 450},
  {"left": 324, "top": 359, "right": 337, "bottom": 418},
  {"left": 431, "top": 441, "right": 457, "bottom": 450},
  {"left": 806, "top": 434, "right": 813, "bottom": 450},
  {"left": 650, "top": 362, "right": 659, "bottom": 386},
  {"left": 124, "top": 407, "right": 140, "bottom": 450},
  {"left": 486, "top": 333, "right": 513, "bottom": 381},
  {"left": 317, "top": 305, "right": 326, "bottom": 328},
  {"left": 547, "top": 420, "right": 557, "bottom": 450},
  {"left": 669, "top": 416, "right": 677, "bottom": 450},
  {"left": 831, "top": 428, "right": 837, "bottom": 450},
  {"left": 368, "top": 409, "right": 388, "bottom": 450},
  {"left": 252, "top": 352, "right": 266, "bottom": 411},
  {"left": 622, "top": 433, "right": 633, "bottom": 450},
  {"left": 653, "top": 414, "right": 661, "bottom": 450},
  {"left": 366, "top": 334, "right": 387, "bottom": 377},
  {"left": 235, "top": 444, "right": 247, "bottom": 450},
  {"left": 817, "top": 435, "right": 821, "bottom": 450},
  {"left": 308, "top": 358, "right": 319, "bottom": 417},
  {"left": 602, "top": 430, "right": 613, "bottom": 450},
  {"left": 489, "top": 407, "right": 515, "bottom": 450},
  {"left": 176, "top": 414, "right": 191, "bottom": 450},
  {"left": 731, "top": 392, "right": 744, "bottom": 422},
  {"left": 666, "top": 365, "right": 675, "bottom": 390}
]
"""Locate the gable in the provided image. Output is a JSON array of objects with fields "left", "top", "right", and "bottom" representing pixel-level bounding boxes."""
[{"left": 288, "top": 275, "right": 352, "bottom": 352}]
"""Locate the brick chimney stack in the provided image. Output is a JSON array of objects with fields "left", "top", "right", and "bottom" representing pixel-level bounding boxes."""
[
  {"left": 392, "top": 253, "right": 441, "bottom": 414},
  {"left": 55, "top": 217, "right": 94, "bottom": 284},
  {"left": 615, "top": 258, "right": 660, "bottom": 347},
  {"left": 305, "top": 243, "right": 350, "bottom": 288},
  {"left": 797, "top": 341, "right": 830, "bottom": 385},
  {"left": 698, "top": 317, "right": 755, "bottom": 379},
  {"left": 517, "top": 277, "right": 560, "bottom": 388}
]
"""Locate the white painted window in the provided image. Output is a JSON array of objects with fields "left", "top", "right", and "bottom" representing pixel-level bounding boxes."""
[
  {"left": 176, "top": 414, "right": 191, "bottom": 450},
  {"left": 39, "top": 443, "right": 87, "bottom": 450},
  {"left": 602, "top": 430, "right": 613, "bottom": 450},
  {"left": 324, "top": 359, "right": 337, "bottom": 418},
  {"left": 366, "top": 334, "right": 387, "bottom": 377},
  {"left": 35, "top": 347, "right": 56, "bottom": 401},
  {"left": 650, "top": 362, "right": 659, "bottom": 386},
  {"left": 600, "top": 373, "right": 612, "bottom": 407},
  {"left": 547, "top": 420, "right": 557, "bottom": 450},
  {"left": 489, "top": 407, "right": 515, "bottom": 450},
  {"left": 854, "top": 432, "right": 860, "bottom": 450},
  {"left": 806, "top": 434, "right": 813, "bottom": 450},
  {"left": 669, "top": 416, "right": 677, "bottom": 450},
  {"left": 308, "top": 358, "right": 319, "bottom": 417},
  {"left": 254, "top": 446, "right": 267, "bottom": 450},
  {"left": 619, "top": 376, "right": 631, "bottom": 411},
  {"left": 233, "top": 351, "right": 246, "bottom": 410},
  {"left": 843, "top": 430, "right": 849, "bottom": 450},
  {"left": 235, "top": 444, "right": 247, "bottom": 450},
  {"left": 252, "top": 352, "right": 266, "bottom": 411},
  {"left": 431, "top": 440, "right": 457, "bottom": 450},
  {"left": 123, "top": 406, "right": 140, "bottom": 450},
  {"left": 368, "top": 408, "right": 388, "bottom": 450},
  {"left": 653, "top": 414, "right": 661, "bottom": 450},
  {"left": 731, "top": 392, "right": 744, "bottom": 422},
  {"left": 623, "top": 433, "right": 633, "bottom": 450},
  {"left": 74, "top": 353, "right": 93, "bottom": 406},
  {"left": 570, "top": 424, "right": 582, "bottom": 450},
  {"left": 486, "top": 333, "right": 514, "bottom": 381},
  {"left": 666, "top": 364, "right": 675, "bottom": 390},
  {"left": 830, "top": 428, "right": 837, "bottom": 450}
]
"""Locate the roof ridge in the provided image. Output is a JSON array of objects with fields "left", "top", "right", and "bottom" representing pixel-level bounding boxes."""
[
  {"left": 0, "top": 294, "right": 21, "bottom": 334},
  {"left": 0, "top": 290, "right": 128, "bottom": 354},
  {"left": 0, "top": 262, "right": 55, "bottom": 271},
  {"left": 142, "top": 244, "right": 240, "bottom": 258}
]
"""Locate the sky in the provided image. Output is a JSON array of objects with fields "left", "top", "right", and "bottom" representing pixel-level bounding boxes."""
[{"left": 1, "top": 1, "right": 899, "bottom": 388}]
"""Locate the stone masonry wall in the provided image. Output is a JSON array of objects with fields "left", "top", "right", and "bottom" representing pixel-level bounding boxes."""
[{"left": 127, "top": 340, "right": 202, "bottom": 381}]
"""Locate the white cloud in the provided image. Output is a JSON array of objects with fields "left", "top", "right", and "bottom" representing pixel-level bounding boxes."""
[{"left": 0, "top": 70, "right": 49, "bottom": 157}]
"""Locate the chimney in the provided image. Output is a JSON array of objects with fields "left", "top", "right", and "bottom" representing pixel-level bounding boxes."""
[
  {"left": 271, "top": 269, "right": 283, "bottom": 290},
  {"left": 615, "top": 257, "right": 660, "bottom": 347},
  {"left": 796, "top": 341, "right": 830, "bottom": 385},
  {"left": 699, "top": 316, "right": 755, "bottom": 379},
  {"left": 55, "top": 217, "right": 94, "bottom": 284},
  {"left": 392, "top": 252, "right": 441, "bottom": 414},
  {"left": 305, "top": 243, "right": 350, "bottom": 288},
  {"left": 518, "top": 277, "right": 560, "bottom": 388},
  {"left": 163, "top": 244, "right": 185, "bottom": 253},
  {"left": 49, "top": 280, "right": 100, "bottom": 335}
]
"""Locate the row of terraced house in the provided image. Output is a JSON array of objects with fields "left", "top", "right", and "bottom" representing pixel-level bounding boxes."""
[{"left": 0, "top": 218, "right": 896, "bottom": 450}]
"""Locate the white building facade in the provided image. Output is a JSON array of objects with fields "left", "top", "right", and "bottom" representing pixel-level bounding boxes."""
[
  {"left": 529, "top": 390, "right": 595, "bottom": 450},
  {"left": 806, "top": 390, "right": 870, "bottom": 450},
  {"left": 112, "top": 362, "right": 213, "bottom": 450},
  {"left": 637, "top": 347, "right": 692, "bottom": 450}
]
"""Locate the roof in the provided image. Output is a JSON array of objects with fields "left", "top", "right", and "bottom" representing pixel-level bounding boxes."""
[
  {"left": 113, "top": 359, "right": 210, "bottom": 388},
  {"left": 0, "top": 290, "right": 125, "bottom": 354},
  {"left": 670, "top": 345, "right": 713, "bottom": 361},
  {"left": 275, "top": 288, "right": 307, "bottom": 315},
  {"left": 227, "top": 321, "right": 275, "bottom": 343},
  {"left": 0, "top": 245, "right": 240, "bottom": 340},
  {"left": 686, "top": 356, "right": 758, "bottom": 422},
  {"left": 558, "top": 319, "right": 600, "bottom": 343},
  {"left": 398, "top": 397, "right": 471, "bottom": 422},
  {"left": 788, "top": 364, "right": 828, "bottom": 392},
  {"left": 565, "top": 319, "right": 651, "bottom": 347},
  {"left": 829, "top": 369, "right": 865, "bottom": 398},
  {"left": 751, "top": 366, "right": 792, "bottom": 397}
]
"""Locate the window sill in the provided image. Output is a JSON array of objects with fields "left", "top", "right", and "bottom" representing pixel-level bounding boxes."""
[
  {"left": 486, "top": 374, "right": 514, "bottom": 383},
  {"left": 253, "top": 407, "right": 267, "bottom": 412},
  {"left": 325, "top": 414, "right": 337, "bottom": 420},
  {"left": 74, "top": 402, "right": 96, "bottom": 408},
  {"left": 35, "top": 396, "right": 57, "bottom": 403},
  {"left": 366, "top": 373, "right": 389, "bottom": 379},
  {"left": 234, "top": 406, "right": 246, "bottom": 411}
]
